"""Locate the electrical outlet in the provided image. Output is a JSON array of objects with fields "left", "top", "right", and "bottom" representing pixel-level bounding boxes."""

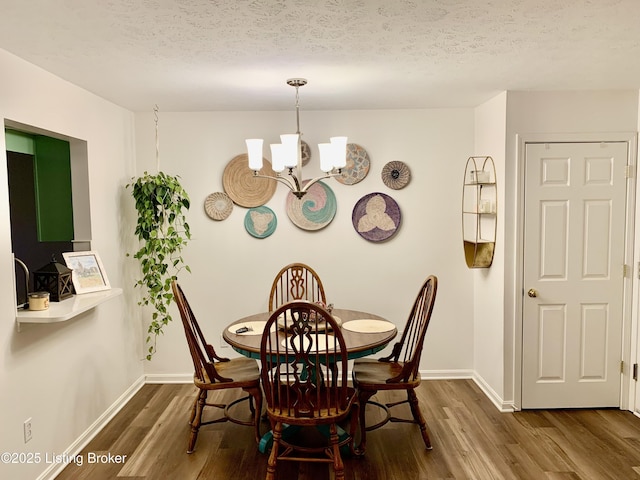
[
  {"left": 220, "top": 333, "right": 229, "bottom": 348},
  {"left": 23, "top": 418, "right": 32, "bottom": 443}
]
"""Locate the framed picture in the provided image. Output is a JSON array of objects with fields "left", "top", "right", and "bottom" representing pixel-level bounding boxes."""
[{"left": 62, "top": 251, "right": 111, "bottom": 294}]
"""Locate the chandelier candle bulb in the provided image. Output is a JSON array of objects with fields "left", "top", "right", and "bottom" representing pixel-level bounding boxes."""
[
  {"left": 270, "top": 144, "right": 286, "bottom": 172},
  {"left": 318, "top": 143, "right": 334, "bottom": 172},
  {"left": 246, "top": 139, "right": 264, "bottom": 170},
  {"left": 280, "top": 134, "right": 300, "bottom": 168},
  {"left": 330, "top": 136, "right": 348, "bottom": 169}
]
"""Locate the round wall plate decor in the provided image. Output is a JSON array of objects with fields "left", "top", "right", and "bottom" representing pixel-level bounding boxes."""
[
  {"left": 335, "top": 143, "right": 370, "bottom": 185},
  {"left": 244, "top": 206, "right": 277, "bottom": 239},
  {"left": 301, "top": 140, "right": 311, "bottom": 166},
  {"left": 223, "top": 154, "right": 277, "bottom": 207},
  {"left": 381, "top": 161, "right": 411, "bottom": 189},
  {"left": 352, "top": 192, "right": 401, "bottom": 242},
  {"left": 286, "top": 180, "right": 337, "bottom": 231},
  {"left": 204, "top": 192, "right": 233, "bottom": 220}
]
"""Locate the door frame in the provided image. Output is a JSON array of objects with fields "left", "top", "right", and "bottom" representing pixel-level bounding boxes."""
[{"left": 514, "top": 132, "right": 638, "bottom": 411}]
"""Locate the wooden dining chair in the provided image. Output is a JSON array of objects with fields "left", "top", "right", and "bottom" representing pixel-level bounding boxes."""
[
  {"left": 352, "top": 275, "right": 438, "bottom": 455},
  {"left": 260, "top": 301, "right": 358, "bottom": 480},
  {"left": 172, "top": 281, "right": 263, "bottom": 453},
  {"left": 268, "top": 262, "right": 327, "bottom": 311}
]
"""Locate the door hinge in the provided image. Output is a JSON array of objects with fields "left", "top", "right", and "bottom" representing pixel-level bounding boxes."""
[
  {"left": 623, "top": 264, "right": 630, "bottom": 277},
  {"left": 625, "top": 165, "right": 635, "bottom": 178},
  {"left": 634, "top": 363, "right": 638, "bottom": 381},
  {"left": 621, "top": 360, "right": 625, "bottom": 374}
]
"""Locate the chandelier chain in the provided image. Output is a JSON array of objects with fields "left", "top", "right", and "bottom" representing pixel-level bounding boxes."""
[{"left": 154, "top": 104, "right": 160, "bottom": 173}]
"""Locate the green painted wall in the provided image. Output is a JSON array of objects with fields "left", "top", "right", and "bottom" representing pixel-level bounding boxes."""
[{"left": 5, "top": 130, "right": 73, "bottom": 242}]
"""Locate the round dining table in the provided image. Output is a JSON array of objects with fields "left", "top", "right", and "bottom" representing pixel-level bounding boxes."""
[
  {"left": 223, "top": 307, "right": 397, "bottom": 454},
  {"left": 223, "top": 308, "right": 398, "bottom": 360}
]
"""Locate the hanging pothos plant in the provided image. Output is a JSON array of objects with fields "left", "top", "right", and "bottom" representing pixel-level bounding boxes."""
[{"left": 128, "top": 171, "right": 191, "bottom": 360}]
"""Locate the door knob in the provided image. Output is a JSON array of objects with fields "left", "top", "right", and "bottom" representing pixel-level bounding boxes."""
[{"left": 527, "top": 288, "right": 538, "bottom": 298}]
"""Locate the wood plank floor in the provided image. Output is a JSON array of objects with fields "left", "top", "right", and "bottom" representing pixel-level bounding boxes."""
[{"left": 55, "top": 379, "right": 640, "bottom": 480}]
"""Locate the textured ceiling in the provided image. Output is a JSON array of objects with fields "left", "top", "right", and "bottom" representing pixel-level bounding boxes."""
[{"left": 1, "top": 0, "right": 640, "bottom": 112}]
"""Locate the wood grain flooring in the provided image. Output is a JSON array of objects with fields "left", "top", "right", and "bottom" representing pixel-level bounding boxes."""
[{"left": 55, "top": 379, "right": 640, "bottom": 480}]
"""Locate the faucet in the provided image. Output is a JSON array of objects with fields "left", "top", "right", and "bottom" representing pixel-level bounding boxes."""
[{"left": 14, "top": 256, "right": 30, "bottom": 309}]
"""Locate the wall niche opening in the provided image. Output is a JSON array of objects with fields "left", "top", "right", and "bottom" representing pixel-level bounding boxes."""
[{"left": 5, "top": 121, "right": 91, "bottom": 307}]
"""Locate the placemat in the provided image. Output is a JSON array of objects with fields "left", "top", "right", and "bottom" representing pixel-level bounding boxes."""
[
  {"left": 341, "top": 319, "right": 396, "bottom": 333},
  {"left": 277, "top": 314, "right": 342, "bottom": 331},
  {"left": 281, "top": 335, "right": 336, "bottom": 351},
  {"left": 227, "top": 321, "right": 269, "bottom": 335}
]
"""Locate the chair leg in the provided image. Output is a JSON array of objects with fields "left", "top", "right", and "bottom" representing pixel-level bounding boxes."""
[
  {"left": 246, "top": 386, "right": 263, "bottom": 444},
  {"left": 329, "top": 423, "right": 345, "bottom": 480},
  {"left": 188, "top": 392, "right": 199, "bottom": 424},
  {"left": 266, "top": 422, "right": 281, "bottom": 480},
  {"left": 407, "top": 389, "right": 431, "bottom": 450},
  {"left": 348, "top": 400, "right": 360, "bottom": 456},
  {"left": 188, "top": 389, "right": 207, "bottom": 454},
  {"left": 356, "top": 389, "right": 376, "bottom": 456}
]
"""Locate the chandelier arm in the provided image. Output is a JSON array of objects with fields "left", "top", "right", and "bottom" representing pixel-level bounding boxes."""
[
  {"left": 252, "top": 172, "right": 297, "bottom": 190},
  {"left": 300, "top": 170, "right": 343, "bottom": 194}
]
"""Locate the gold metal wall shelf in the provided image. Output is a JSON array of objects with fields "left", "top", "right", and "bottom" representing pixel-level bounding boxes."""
[{"left": 462, "top": 156, "right": 497, "bottom": 268}]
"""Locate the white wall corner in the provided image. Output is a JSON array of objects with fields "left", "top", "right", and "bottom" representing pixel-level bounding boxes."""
[{"left": 472, "top": 371, "right": 515, "bottom": 413}]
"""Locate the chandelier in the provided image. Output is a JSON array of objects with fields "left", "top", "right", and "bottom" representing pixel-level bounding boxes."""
[{"left": 245, "top": 78, "right": 347, "bottom": 199}]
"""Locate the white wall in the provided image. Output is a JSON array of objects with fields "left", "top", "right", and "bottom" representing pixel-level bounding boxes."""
[
  {"left": 473, "top": 93, "right": 508, "bottom": 408},
  {"left": 0, "top": 49, "right": 142, "bottom": 480},
  {"left": 504, "top": 90, "right": 640, "bottom": 408},
  {"left": 134, "top": 109, "right": 477, "bottom": 378}
]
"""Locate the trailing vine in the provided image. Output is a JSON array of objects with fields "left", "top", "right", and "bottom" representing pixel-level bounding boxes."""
[{"left": 128, "top": 171, "right": 191, "bottom": 360}]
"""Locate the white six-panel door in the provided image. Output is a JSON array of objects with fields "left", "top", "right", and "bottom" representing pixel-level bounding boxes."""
[{"left": 522, "top": 142, "right": 628, "bottom": 408}]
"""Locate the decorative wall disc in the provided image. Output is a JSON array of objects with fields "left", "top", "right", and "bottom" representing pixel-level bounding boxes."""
[
  {"left": 244, "top": 206, "right": 277, "bottom": 238},
  {"left": 286, "top": 180, "right": 337, "bottom": 231},
  {"left": 204, "top": 192, "right": 233, "bottom": 220},
  {"left": 381, "top": 161, "right": 411, "bottom": 189},
  {"left": 352, "top": 192, "right": 401, "bottom": 242},
  {"left": 335, "top": 143, "right": 370, "bottom": 185},
  {"left": 301, "top": 140, "right": 311, "bottom": 166},
  {"left": 222, "top": 154, "right": 276, "bottom": 207}
]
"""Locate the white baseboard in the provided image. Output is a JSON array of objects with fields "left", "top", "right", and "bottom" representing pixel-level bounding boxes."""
[
  {"left": 420, "top": 369, "right": 474, "bottom": 379},
  {"left": 471, "top": 372, "right": 516, "bottom": 412},
  {"left": 144, "top": 373, "right": 193, "bottom": 384},
  {"left": 37, "top": 375, "right": 146, "bottom": 480}
]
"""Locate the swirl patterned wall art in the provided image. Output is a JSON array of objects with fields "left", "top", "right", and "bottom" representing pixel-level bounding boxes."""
[
  {"left": 352, "top": 192, "right": 401, "bottom": 242},
  {"left": 244, "top": 206, "right": 277, "bottom": 238},
  {"left": 286, "top": 180, "right": 337, "bottom": 231}
]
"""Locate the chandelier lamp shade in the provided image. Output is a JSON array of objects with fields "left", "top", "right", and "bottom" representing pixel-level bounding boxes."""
[{"left": 246, "top": 78, "right": 347, "bottom": 199}]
